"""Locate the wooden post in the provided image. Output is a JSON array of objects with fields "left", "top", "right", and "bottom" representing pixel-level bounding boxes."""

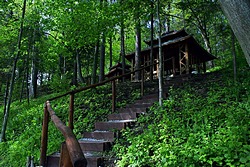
[
  {"left": 112, "top": 80, "right": 116, "bottom": 113},
  {"left": 179, "top": 45, "right": 182, "bottom": 75},
  {"left": 172, "top": 56, "right": 176, "bottom": 76},
  {"left": 141, "top": 69, "right": 144, "bottom": 96},
  {"left": 203, "top": 62, "right": 206, "bottom": 73},
  {"left": 40, "top": 103, "right": 49, "bottom": 166},
  {"left": 185, "top": 43, "right": 190, "bottom": 74},
  {"left": 69, "top": 93, "right": 74, "bottom": 130},
  {"left": 131, "top": 59, "right": 134, "bottom": 81},
  {"left": 59, "top": 142, "right": 73, "bottom": 167}
]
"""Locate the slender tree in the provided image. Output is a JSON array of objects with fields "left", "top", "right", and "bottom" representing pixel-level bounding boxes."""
[
  {"left": 231, "top": 29, "right": 237, "bottom": 83},
  {"left": 150, "top": 0, "right": 154, "bottom": 82},
  {"left": 134, "top": 2, "right": 142, "bottom": 81},
  {"left": 157, "top": 0, "right": 163, "bottom": 106},
  {"left": 99, "top": 32, "right": 106, "bottom": 82},
  {"left": 0, "top": 0, "right": 27, "bottom": 142},
  {"left": 91, "top": 40, "right": 100, "bottom": 84}
]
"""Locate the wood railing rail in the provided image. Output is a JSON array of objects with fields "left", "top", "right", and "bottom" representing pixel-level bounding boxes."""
[{"left": 40, "top": 58, "right": 173, "bottom": 166}]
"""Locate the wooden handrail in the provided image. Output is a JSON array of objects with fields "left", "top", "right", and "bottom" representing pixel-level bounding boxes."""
[
  {"left": 48, "top": 57, "right": 172, "bottom": 102},
  {"left": 46, "top": 101, "right": 87, "bottom": 167}
]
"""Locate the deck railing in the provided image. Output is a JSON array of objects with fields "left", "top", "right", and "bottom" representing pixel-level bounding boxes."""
[{"left": 40, "top": 58, "right": 173, "bottom": 166}]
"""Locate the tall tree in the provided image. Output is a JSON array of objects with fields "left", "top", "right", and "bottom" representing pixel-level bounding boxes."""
[
  {"left": 219, "top": 0, "right": 250, "bottom": 67},
  {"left": 99, "top": 32, "right": 106, "bottom": 82},
  {"left": 149, "top": 0, "right": 155, "bottom": 82},
  {"left": 0, "top": 0, "right": 27, "bottom": 142},
  {"left": 134, "top": 2, "right": 141, "bottom": 81},
  {"left": 91, "top": 40, "right": 100, "bottom": 84},
  {"left": 157, "top": 0, "right": 163, "bottom": 106},
  {"left": 99, "top": 0, "right": 106, "bottom": 82},
  {"left": 120, "top": 0, "right": 126, "bottom": 82}
]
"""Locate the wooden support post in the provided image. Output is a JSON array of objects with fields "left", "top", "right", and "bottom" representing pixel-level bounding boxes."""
[
  {"left": 69, "top": 93, "right": 74, "bottom": 130},
  {"left": 203, "top": 62, "right": 206, "bottom": 73},
  {"left": 40, "top": 103, "right": 49, "bottom": 166},
  {"left": 172, "top": 56, "right": 176, "bottom": 76},
  {"left": 59, "top": 142, "right": 73, "bottom": 167},
  {"left": 179, "top": 45, "right": 182, "bottom": 75},
  {"left": 112, "top": 80, "right": 116, "bottom": 113},
  {"left": 141, "top": 69, "right": 144, "bottom": 96},
  {"left": 185, "top": 43, "right": 190, "bottom": 74},
  {"left": 131, "top": 59, "right": 134, "bottom": 81}
]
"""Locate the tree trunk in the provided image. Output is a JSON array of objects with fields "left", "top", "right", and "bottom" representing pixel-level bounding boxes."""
[
  {"left": 0, "top": 0, "right": 27, "bottom": 142},
  {"left": 121, "top": 22, "right": 126, "bottom": 82},
  {"left": 157, "top": 0, "right": 163, "bottom": 106},
  {"left": 76, "top": 49, "right": 85, "bottom": 83},
  {"left": 72, "top": 55, "right": 78, "bottom": 86},
  {"left": 219, "top": 0, "right": 250, "bottom": 67},
  {"left": 91, "top": 40, "right": 99, "bottom": 84},
  {"left": 231, "top": 29, "right": 237, "bottom": 83},
  {"left": 135, "top": 17, "right": 141, "bottom": 81},
  {"left": 200, "top": 28, "right": 214, "bottom": 68},
  {"left": 120, "top": 0, "right": 126, "bottom": 82},
  {"left": 30, "top": 57, "right": 38, "bottom": 98},
  {"left": 20, "top": 59, "right": 27, "bottom": 102},
  {"left": 165, "top": 3, "right": 171, "bottom": 32},
  {"left": 99, "top": 33, "right": 105, "bottom": 82},
  {"left": 109, "top": 36, "right": 113, "bottom": 69},
  {"left": 3, "top": 79, "right": 9, "bottom": 119},
  {"left": 26, "top": 56, "right": 30, "bottom": 104},
  {"left": 30, "top": 23, "right": 39, "bottom": 98},
  {"left": 150, "top": 1, "right": 154, "bottom": 82}
]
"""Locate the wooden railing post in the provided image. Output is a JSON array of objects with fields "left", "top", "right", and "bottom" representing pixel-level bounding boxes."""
[
  {"left": 141, "top": 69, "right": 144, "bottom": 96},
  {"left": 112, "top": 80, "right": 116, "bottom": 113},
  {"left": 40, "top": 102, "right": 49, "bottom": 166},
  {"left": 69, "top": 93, "right": 74, "bottom": 130}
]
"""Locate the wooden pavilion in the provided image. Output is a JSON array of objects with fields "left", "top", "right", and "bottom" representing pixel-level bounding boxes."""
[
  {"left": 125, "top": 29, "right": 216, "bottom": 80},
  {"left": 105, "top": 62, "right": 131, "bottom": 80}
]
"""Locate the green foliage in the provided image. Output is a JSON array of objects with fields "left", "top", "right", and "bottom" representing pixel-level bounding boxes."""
[{"left": 114, "top": 63, "right": 250, "bottom": 166}]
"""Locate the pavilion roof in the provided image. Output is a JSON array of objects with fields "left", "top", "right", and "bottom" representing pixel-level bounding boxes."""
[{"left": 126, "top": 29, "right": 216, "bottom": 63}]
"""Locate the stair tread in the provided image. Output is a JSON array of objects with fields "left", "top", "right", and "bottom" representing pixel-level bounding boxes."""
[
  {"left": 79, "top": 138, "right": 110, "bottom": 143},
  {"left": 47, "top": 151, "right": 103, "bottom": 158},
  {"left": 108, "top": 119, "right": 136, "bottom": 122}
]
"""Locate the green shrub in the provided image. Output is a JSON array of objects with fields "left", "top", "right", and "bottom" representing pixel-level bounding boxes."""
[{"left": 114, "top": 64, "right": 250, "bottom": 167}]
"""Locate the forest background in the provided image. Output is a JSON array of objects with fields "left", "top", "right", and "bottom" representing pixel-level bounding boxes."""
[{"left": 0, "top": 0, "right": 249, "bottom": 166}]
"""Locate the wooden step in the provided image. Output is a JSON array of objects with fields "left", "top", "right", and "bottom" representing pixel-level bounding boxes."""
[
  {"left": 46, "top": 152, "right": 104, "bottom": 167},
  {"left": 83, "top": 131, "right": 116, "bottom": 142},
  {"left": 84, "top": 152, "right": 104, "bottom": 167},
  {"left": 141, "top": 93, "right": 158, "bottom": 100},
  {"left": 135, "top": 98, "right": 158, "bottom": 104},
  {"left": 108, "top": 112, "right": 135, "bottom": 120},
  {"left": 79, "top": 138, "right": 112, "bottom": 152},
  {"left": 95, "top": 120, "right": 136, "bottom": 131},
  {"left": 118, "top": 107, "right": 147, "bottom": 114},
  {"left": 47, "top": 152, "right": 60, "bottom": 167},
  {"left": 127, "top": 102, "right": 152, "bottom": 108}
]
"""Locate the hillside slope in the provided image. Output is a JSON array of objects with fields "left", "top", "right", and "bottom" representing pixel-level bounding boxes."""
[{"left": 114, "top": 64, "right": 250, "bottom": 166}]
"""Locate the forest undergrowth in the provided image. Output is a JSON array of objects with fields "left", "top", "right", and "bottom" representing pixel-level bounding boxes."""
[
  {"left": 113, "top": 61, "right": 250, "bottom": 166},
  {"left": 0, "top": 60, "right": 249, "bottom": 167}
]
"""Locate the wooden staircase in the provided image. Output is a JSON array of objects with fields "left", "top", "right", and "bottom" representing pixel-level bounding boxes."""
[
  {"left": 46, "top": 92, "right": 159, "bottom": 167},
  {"left": 43, "top": 73, "right": 196, "bottom": 167}
]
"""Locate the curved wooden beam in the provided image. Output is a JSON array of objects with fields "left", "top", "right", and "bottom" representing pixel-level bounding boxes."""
[{"left": 46, "top": 101, "right": 87, "bottom": 167}]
